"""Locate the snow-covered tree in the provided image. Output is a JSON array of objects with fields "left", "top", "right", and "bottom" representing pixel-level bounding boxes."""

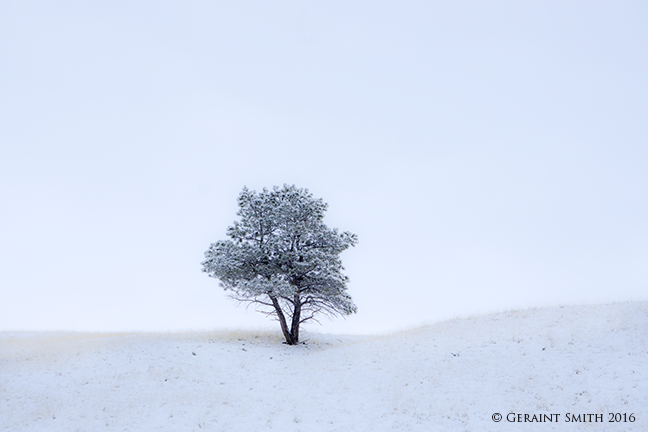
[{"left": 202, "top": 185, "right": 358, "bottom": 345}]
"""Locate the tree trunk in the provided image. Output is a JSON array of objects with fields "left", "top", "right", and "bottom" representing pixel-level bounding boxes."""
[
  {"left": 270, "top": 295, "right": 297, "bottom": 345},
  {"left": 290, "top": 294, "right": 302, "bottom": 344}
]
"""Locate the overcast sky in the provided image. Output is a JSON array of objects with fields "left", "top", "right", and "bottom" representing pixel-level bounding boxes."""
[{"left": 1, "top": 1, "right": 646, "bottom": 334}]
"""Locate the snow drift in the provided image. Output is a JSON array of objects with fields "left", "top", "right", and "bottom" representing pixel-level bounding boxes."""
[{"left": 1, "top": 302, "right": 646, "bottom": 431}]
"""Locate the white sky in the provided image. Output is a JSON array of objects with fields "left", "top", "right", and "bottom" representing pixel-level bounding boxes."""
[{"left": 1, "top": 1, "right": 646, "bottom": 334}]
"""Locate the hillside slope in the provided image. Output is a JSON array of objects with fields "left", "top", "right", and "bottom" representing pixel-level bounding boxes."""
[{"left": 1, "top": 302, "right": 647, "bottom": 431}]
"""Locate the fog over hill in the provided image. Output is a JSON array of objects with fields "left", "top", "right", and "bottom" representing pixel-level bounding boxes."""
[{"left": 1, "top": 302, "right": 646, "bottom": 431}]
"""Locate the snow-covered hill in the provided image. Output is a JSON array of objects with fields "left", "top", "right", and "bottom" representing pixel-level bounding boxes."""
[{"left": 2, "top": 302, "right": 646, "bottom": 431}]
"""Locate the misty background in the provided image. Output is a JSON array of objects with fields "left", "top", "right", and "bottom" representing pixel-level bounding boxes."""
[{"left": 1, "top": 1, "right": 646, "bottom": 334}]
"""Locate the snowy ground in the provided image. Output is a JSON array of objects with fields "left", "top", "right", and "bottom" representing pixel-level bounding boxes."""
[{"left": 1, "top": 302, "right": 646, "bottom": 431}]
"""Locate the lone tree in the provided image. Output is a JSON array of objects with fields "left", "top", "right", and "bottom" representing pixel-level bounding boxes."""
[{"left": 201, "top": 185, "right": 358, "bottom": 345}]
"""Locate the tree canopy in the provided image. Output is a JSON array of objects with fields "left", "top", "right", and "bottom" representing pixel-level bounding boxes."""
[{"left": 201, "top": 185, "right": 358, "bottom": 345}]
